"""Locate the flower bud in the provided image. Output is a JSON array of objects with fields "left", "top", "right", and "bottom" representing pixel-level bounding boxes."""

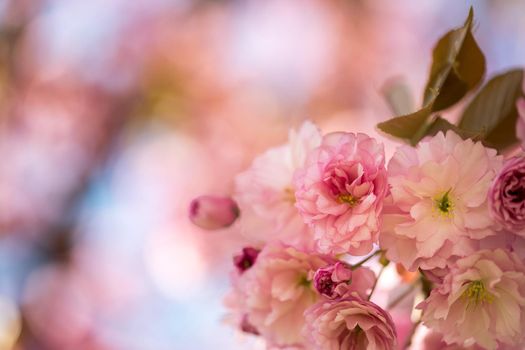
[
  {"left": 233, "top": 247, "right": 260, "bottom": 273},
  {"left": 189, "top": 195, "right": 239, "bottom": 230},
  {"left": 313, "top": 262, "right": 352, "bottom": 298}
]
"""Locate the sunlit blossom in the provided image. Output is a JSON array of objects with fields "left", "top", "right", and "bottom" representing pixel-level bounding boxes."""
[{"left": 380, "top": 131, "right": 503, "bottom": 271}]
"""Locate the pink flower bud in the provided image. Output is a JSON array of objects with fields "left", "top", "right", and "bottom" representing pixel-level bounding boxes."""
[
  {"left": 189, "top": 195, "right": 239, "bottom": 230},
  {"left": 313, "top": 262, "right": 352, "bottom": 298},
  {"left": 233, "top": 247, "right": 260, "bottom": 273}
]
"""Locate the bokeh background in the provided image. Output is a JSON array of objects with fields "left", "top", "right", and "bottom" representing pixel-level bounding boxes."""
[{"left": 0, "top": 0, "right": 524, "bottom": 349}]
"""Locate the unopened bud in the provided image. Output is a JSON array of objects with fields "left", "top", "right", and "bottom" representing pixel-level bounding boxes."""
[
  {"left": 189, "top": 195, "right": 239, "bottom": 230},
  {"left": 313, "top": 262, "right": 353, "bottom": 298}
]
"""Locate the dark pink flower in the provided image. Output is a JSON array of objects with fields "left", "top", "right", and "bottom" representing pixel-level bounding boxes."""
[
  {"left": 489, "top": 157, "right": 525, "bottom": 235},
  {"left": 188, "top": 195, "right": 239, "bottom": 230}
]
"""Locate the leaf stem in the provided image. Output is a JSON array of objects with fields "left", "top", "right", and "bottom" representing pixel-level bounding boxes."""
[
  {"left": 367, "top": 264, "right": 386, "bottom": 301},
  {"left": 351, "top": 250, "right": 383, "bottom": 270},
  {"left": 387, "top": 280, "right": 420, "bottom": 310}
]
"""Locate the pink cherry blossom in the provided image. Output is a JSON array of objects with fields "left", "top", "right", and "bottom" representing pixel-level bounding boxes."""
[
  {"left": 489, "top": 156, "right": 525, "bottom": 235},
  {"left": 418, "top": 249, "right": 525, "bottom": 350},
  {"left": 293, "top": 132, "right": 388, "bottom": 255},
  {"left": 188, "top": 195, "right": 239, "bottom": 230},
  {"left": 234, "top": 121, "right": 321, "bottom": 247},
  {"left": 225, "top": 243, "right": 336, "bottom": 347},
  {"left": 380, "top": 131, "right": 502, "bottom": 271},
  {"left": 304, "top": 294, "right": 397, "bottom": 350}
]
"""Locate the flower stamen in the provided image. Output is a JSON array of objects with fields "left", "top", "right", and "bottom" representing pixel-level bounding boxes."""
[
  {"left": 338, "top": 194, "right": 359, "bottom": 207},
  {"left": 298, "top": 274, "right": 311, "bottom": 287},
  {"left": 463, "top": 280, "right": 494, "bottom": 306},
  {"left": 283, "top": 187, "right": 296, "bottom": 203},
  {"left": 434, "top": 189, "right": 454, "bottom": 217}
]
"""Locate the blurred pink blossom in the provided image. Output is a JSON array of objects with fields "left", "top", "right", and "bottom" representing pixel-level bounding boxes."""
[
  {"left": 234, "top": 121, "right": 321, "bottom": 248},
  {"left": 22, "top": 265, "right": 95, "bottom": 348}
]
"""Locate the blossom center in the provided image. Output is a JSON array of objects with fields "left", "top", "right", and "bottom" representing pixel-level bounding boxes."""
[
  {"left": 434, "top": 189, "right": 454, "bottom": 216},
  {"left": 348, "top": 325, "right": 366, "bottom": 349},
  {"left": 338, "top": 194, "right": 359, "bottom": 207},
  {"left": 463, "top": 280, "right": 494, "bottom": 305},
  {"left": 283, "top": 187, "right": 296, "bottom": 203},
  {"left": 298, "top": 274, "right": 311, "bottom": 287},
  {"left": 314, "top": 270, "right": 335, "bottom": 296},
  {"left": 507, "top": 183, "right": 525, "bottom": 203}
]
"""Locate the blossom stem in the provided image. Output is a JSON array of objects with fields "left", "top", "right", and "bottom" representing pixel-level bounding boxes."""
[
  {"left": 351, "top": 250, "right": 383, "bottom": 270},
  {"left": 367, "top": 264, "right": 386, "bottom": 301},
  {"left": 387, "top": 280, "right": 420, "bottom": 310}
]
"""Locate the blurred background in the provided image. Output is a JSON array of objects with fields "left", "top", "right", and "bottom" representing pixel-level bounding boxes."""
[{"left": 0, "top": 0, "right": 523, "bottom": 349}]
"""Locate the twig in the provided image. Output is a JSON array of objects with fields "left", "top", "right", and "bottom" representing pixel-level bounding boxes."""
[
  {"left": 387, "top": 280, "right": 420, "bottom": 310},
  {"left": 367, "top": 264, "right": 386, "bottom": 301},
  {"left": 403, "top": 319, "right": 421, "bottom": 349},
  {"left": 351, "top": 250, "right": 383, "bottom": 270}
]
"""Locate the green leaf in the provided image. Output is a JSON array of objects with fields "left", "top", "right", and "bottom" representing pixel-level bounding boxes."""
[
  {"left": 424, "top": 116, "right": 481, "bottom": 140},
  {"left": 377, "top": 102, "right": 433, "bottom": 145},
  {"left": 424, "top": 7, "right": 486, "bottom": 111},
  {"left": 380, "top": 78, "right": 414, "bottom": 116},
  {"left": 425, "top": 116, "right": 461, "bottom": 137},
  {"left": 377, "top": 7, "right": 486, "bottom": 144},
  {"left": 458, "top": 69, "right": 524, "bottom": 151}
]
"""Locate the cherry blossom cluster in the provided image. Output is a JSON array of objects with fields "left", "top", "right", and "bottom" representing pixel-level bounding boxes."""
[{"left": 194, "top": 111, "right": 525, "bottom": 349}]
